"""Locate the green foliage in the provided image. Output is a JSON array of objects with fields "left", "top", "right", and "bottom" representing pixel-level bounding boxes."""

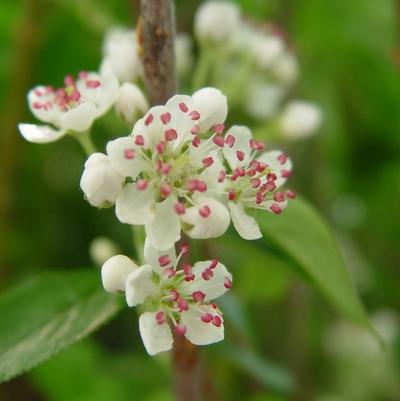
[
  {"left": 258, "top": 197, "right": 372, "bottom": 330},
  {"left": 0, "top": 270, "right": 121, "bottom": 383}
]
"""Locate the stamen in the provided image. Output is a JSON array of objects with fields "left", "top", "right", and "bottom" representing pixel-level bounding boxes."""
[
  {"left": 175, "top": 324, "right": 186, "bottom": 336},
  {"left": 85, "top": 80, "right": 101, "bottom": 89},
  {"left": 213, "top": 123, "right": 225, "bottom": 134},
  {"left": 159, "top": 255, "right": 171, "bottom": 267},
  {"left": 236, "top": 150, "right": 245, "bottom": 161},
  {"left": 225, "top": 135, "right": 235, "bottom": 148},
  {"left": 192, "top": 291, "right": 206, "bottom": 302},
  {"left": 179, "top": 102, "right": 188, "bottom": 112},
  {"left": 186, "top": 179, "right": 199, "bottom": 192},
  {"left": 155, "top": 311, "right": 166, "bottom": 325},
  {"left": 64, "top": 74, "right": 75, "bottom": 87},
  {"left": 224, "top": 277, "right": 233, "bottom": 289},
  {"left": 273, "top": 192, "right": 286, "bottom": 202},
  {"left": 165, "top": 268, "right": 176, "bottom": 278},
  {"left": 218, "top": 171, "right": 226, "bottom": 183},
  {"left": 213, "top": 135, "right": 225, "bottom": 147},
  {"left": 160, "top": 112, "right": 171, "bottom": 124},
  {"left": 78, "top": 71, "right": 88, "bottom": 80},
  {"left": 135, "top": 135, "right": 144, "bottom": 146},
  {"left": 212, "top": 315, "right": 222, "bottom": 327},
  {"left": 199, "top": 205, "right": 211, "bottom": 218},
  {"left": 202, "top": 157, "right": 214, "bottom": 168},
  {"left": 178, "top": 298, "right": 189, "bottom": 312},
  {"left": 281, "top": 169, "right": 291, "bottom": 178},
  {"left": 160, "top": 183, "right": 172, "bottom": 197},
  {"left": 124, "top": 149, "right": 135, "bottom": 159},
  {"left": 174, "top": 202, "right": 186, "bottom": 215},
  {"left": 192, "top": 135, "right": 200, "bottom": 147},
  {"left": 160, "top": 164, "right": 172, "bottom": 175},
  {"left": 189, "top": 110, "right": 200, "bottom": 120},
  {"left": 250, "top": 178, "right": 261, "bottom": 188},
  {"left": 286, "top": 190, "right": 296, "bottom": 199},
  {"left": 191, "top": 124, "right": 200, "bottom": 135},
  {"left": 209, "top": 259, "right": 218, "bottom": 269},
  {"left": 270, "top": 203, "right": 282, "bottom": 214},
  {"left": 197, "top": 181, "right": 207, "bottom": 192},
  {"left": 165, "top": 128, "right": 178, "bottom": 141},
  {"left": 180, "top": 244, "right": 190, "bottom": 254},
  {"left": 202, "top": 268, "right": 213, "bottom": 281},
  {"left": 136, "top": 179, "right": 148, "bottom": 191},
  {"left": 144, "top": 113, "right": 154, "bottom": 126},
  {"left": 156, "top": 141, "right": 166, "bottom": 154},
  {"left": 277, "top": 153, "right": 288, "bottom": 164},
  {"left": 201, "top": 313, "right": 213, "bottom": 323},
  {"left": 228, "top": 189, "right": 236, "bottom": 201},
  {"left": 170, "top": 290, "right": 179, "bottom": 302}
]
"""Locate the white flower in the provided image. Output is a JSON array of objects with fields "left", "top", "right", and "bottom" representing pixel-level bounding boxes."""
[
  {"left": 279, "top": 100, "right": 322, "bottom": 139},
  {"left": 250, "top": 32, "right": 284, "bottom": 70},
  {"left": 270, "top": 52, "right": 299, "bottom": 85},
  {"left": 115, "top": 83, "right": 149, "bottom": 125},
  {"left": 81, "top": 89, "right": 230, "bottom": 250},
  {"left": 101, "top": 28, "right": 142, "bottom": 83},
  {"left": 18, "top": 72, "right": 119, "bottom": 143},
  {"left": 80, "top": 153, "right": 124, "bottom": 208},
  {"left": 194, "top": 1, "right": 241, "bottom": 43},
  {"left": 245, "top": 81, "right": 285, "bottom": 120},
  {"left": 175, "top": 33, "right": 193, "bottom": 76},
  {"left": 101, "top": 242, "right": 233, "bottom": 355},
  {"left": 89, "top": 236, "right": 120, "bottom": 266},
  {"left": 222, "top": 126, "right": 295, "bottom": 240}
]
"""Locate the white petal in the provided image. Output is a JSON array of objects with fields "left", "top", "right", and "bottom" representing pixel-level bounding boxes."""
[
  {"left": 125, "top": 265, "right": 158, "bottom": 307},
  {"left": 115, "top": 183, "right": 156, "bottom": 224},
  {"left": 192, "top": 87, "right": 228, "bottom": 133},
  {"left": 181, "top": 306, "right": 224, "bottom": 346},
  {"left": 115, "top": 83, "right": 149, "bottom": 125},
  {"left": 101, "top": 254, "right": 137, "bottom": 293},
  {"left": 222, "top": 125, "right": 252, "bottom": 170},
  {"left": 181, "top": 196, "right": 230, "bottom": 239},
  {"left": 131, "top": 105, "right": 167, "bottom": 148},
  {"left": 229, "top": 202, "right": 262, "bottom": 240},
  {"left": 27, "top": 86, "right": 61, "bottom": 126},
  {"left": 139, "top": 312, "right": 173, "bottom": 355},
  {"left": 165, "top": 94, "right": 197, "bottom": 148},
  {"left": 144, "top": 237, "right": 177, "bottom": 275},
  {"left": 18, "top": 123, "right": 66, "bottom": 143},
  {"left": 145, "top": 197, "right": 181, "bottom": 251},
  {"left": 106, "top": 136, "right": 146, "bottom": 178},
  {"left": 184, "top": 261, "right": 232, "bottom": 301},
  {"left": 60, "top": 102, "right": 98, "bottom": 132},
  {"left": 257, "top": 150, "right": 292, "bottom": 187},
  {"left": 76, "top": 72, "right": 119, "bottom": 115},
  {"left": 80, "top": 153, "right": 124, "bottom": 208}
]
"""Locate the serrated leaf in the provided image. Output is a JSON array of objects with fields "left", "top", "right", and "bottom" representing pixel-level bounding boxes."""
[
  {"left": 258, "top": 196, "right": 373, "bottom": 330},
  {"left": 0, "top": 269, "right": 122, "bottom": 383}
]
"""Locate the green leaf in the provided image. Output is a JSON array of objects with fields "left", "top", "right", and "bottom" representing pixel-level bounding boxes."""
[
  {"left": 258, "top": 196, "right": 372, "bottom": 330},
  {"left": 0, "top": 269, "right": 122, "bottom": 383}
]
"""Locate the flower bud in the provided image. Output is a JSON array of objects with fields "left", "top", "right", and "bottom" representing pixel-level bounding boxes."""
[
  {"left": 101, "top": 28, "right": 142, "bottom": 82},
  {"left": 279, "top": 100, "right": 322, "bottom": 139},
  {"left": 115, "top": 83, "right": 149, "bottom": 126},
  {"left": 194, "top": 1, "right": 241, "bottom": 43},
  {"left": 101, "top": 254, "right": 137, "bottom": 293},
  {"left": 80, "top": 153, "right": 124, "bottom": 208},
  {"left": 271, "top": 52, "right": 299, "bottom": 84},
  {"left": 250, "top": 33, "right": 284, "bottom": 69},
  {"left": 89, "top": 236, "right": 120, "bottom": 266}
]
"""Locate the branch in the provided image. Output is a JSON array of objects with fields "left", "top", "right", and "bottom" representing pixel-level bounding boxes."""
[{"left": 140, "top": 0, "right": 177, "bottom": 105}]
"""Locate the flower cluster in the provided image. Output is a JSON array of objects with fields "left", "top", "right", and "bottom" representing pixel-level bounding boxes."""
[
  {"left": 101, "top": 241, "right": 232, "bottom": 355},
  {"left": 193, "top": 1, "right": 322, "bottom": 140},
  {"left": 80, "top": 88, "right": 294, "bottom": 252},
  {"left": 18, "top": 2, "right": 299, "bottom": 357}
]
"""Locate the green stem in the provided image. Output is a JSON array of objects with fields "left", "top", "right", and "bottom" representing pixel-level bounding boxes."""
[
  {"left": 192, "top": 43, "right": 214, "bottom": 90},
  {"left": 131, "top": 225, "right": 145, "bottom": 265},
  {"left": 74, "top": 131, "right": 96, "bottom": 156}
]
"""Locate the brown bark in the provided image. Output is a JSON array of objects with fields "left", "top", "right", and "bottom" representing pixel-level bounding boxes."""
[
  {"left": 139, "top": 0, "right": 177, "bottom": 105},
  {"left": 139, "top": 2, "right": 201, "bottom": 401}
]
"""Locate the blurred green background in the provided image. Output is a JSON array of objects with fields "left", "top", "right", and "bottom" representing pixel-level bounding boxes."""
[{"left": 0, "top": 0, "right": 399, "bottom": 400}]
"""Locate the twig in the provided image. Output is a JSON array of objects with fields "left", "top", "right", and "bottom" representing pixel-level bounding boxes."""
[
  {"left": 139, "top": 2, "right": 201, "bottom": 401},
  {"left": 139, "top": 0, "right": 177, "bottom": 105}
]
